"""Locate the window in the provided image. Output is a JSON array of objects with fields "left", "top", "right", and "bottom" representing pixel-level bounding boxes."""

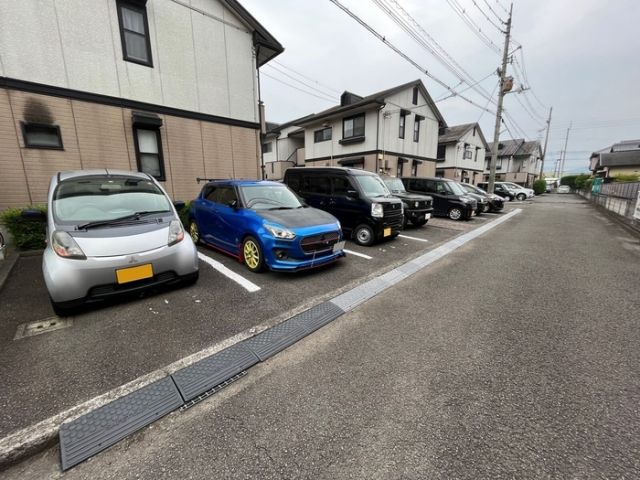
[
  {"left": 214, "top": 186, "right": 237, "bottom": 206},
  {"left": 342, "top": 114, "right": 365, "bottom": 139},
  {"left": 463, "top": 144, "right": 473, "bottom": 159},
  {"left": 399, "top": 114, "right": 406, "bottom": 139},
  {"left": 303, "top": 176, "right": 330, "bottom": 195},
  {"left": 396, "top": 161, "right": 403, "bottom": 177},
  {"left": 435, "top": 169, "right": 444, "bottom": 178},
  {"left": 412, "top": 86, "right": 418, "bottom": 105},
  {"left": 437, "top": 144, "right": 446, "bottom": 161},
  {"left": 314, "top": 127, "right": 332, "bottom": 143},
  {"left": 411, "top": 161, "right": 418, "bottom": 176},
  {"left": 21, "top": 122, "right": 63, "bottom": 149},
  {"left": 262, "top": 142, "right": 272, "bottom": 153},
  {"left": 413, "top": 119, "right": 420, "bottom": 142},
  {"left": 134, "top": 127, "right": 165, "bottom": 180},
  {"left": 117, "top": 0, "right": 153, "bottom": 66},
  {"left": 474, "top": 147, "right": 480, "bottom": 162},
  {"left": 287, "top": 174, "right": 301, "bottom": 193},
  {"left": 331, "top": 176, "right": 353, "bottom": 195}
]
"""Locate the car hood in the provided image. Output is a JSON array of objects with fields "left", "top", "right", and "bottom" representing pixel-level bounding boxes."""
[
  {"left": 258, "top": 207, "right": 338, "bottom": 229},
  {"left": 68, "top": 224, "right": 171, "bottom": 257},
  {"left": 389, "top": 192, "right": 433, "bottom": 202}
]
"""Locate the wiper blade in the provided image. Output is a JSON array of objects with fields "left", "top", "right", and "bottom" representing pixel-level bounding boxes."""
[
  {"left": 78, "top": 210, "right": 169, "bottom": 230},
  {"left": 268, "top": 206, "right": 294, "bottom": 210}
]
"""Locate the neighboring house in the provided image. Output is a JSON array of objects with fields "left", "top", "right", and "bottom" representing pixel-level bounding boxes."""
[
  {"left": 484, "top": 139, "right": 542, "bottom": 187},
  {"left": 261, "top": 80, "right": 447, "bottom": 179},
  {"left": 261, "top": 120, "right": 307, "bottom": 180},
  {"left": 590, "top": 140, "right": 640, "bottom": 178},
  {"left": 0, "top": 0, "right": 283, "bottom": 210},
  {"left": 435, "top": 123, "right": 488, "bottom": 185}
]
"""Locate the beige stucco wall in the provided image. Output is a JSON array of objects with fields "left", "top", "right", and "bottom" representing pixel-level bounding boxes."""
[{"left": 0, "top": 88, "right": 260, "bottom": 209}]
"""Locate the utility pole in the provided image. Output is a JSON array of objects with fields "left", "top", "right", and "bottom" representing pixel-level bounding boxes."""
[
  {"left": 487, "top": 3, "right": 513, "bottom": 194},
  {"left": 559, "top": 122, "right": 572, "bottom": 179},
  {"left": 539, "top": 106, "right": 552, "bottom": 178}
]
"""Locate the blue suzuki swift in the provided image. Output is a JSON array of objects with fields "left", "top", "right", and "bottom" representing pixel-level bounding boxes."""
[{"left": 188, "top": 180, "right": 345, "bottom": 272}]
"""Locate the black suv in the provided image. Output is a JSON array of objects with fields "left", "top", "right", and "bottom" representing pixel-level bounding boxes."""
[
  {"left": 477, "top": 182, "right": 515, "bottom": 201},
  {"left": 401, "top": 176, "right": 477, "bottom": 221},
  {"left": 459, "top": 183, "right": 504, "bottom": 212},
  {"left": 283, "top": 167, "right": 404, "bottom": 246},
  {"left": 380, "top": 175, "right": 434, "bottom": 227}
]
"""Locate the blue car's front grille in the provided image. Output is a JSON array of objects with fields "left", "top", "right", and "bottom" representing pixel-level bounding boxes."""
[{"left": 300, "top": 231, "right": 340, "bottom": 254}]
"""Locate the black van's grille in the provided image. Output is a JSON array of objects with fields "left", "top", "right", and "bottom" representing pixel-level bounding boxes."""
[
  {"left": 300, "top": 231, "right": 340, "bottom": 253},
  {"left": 383, "top": 202, "right": 404, "bottom": 227}
]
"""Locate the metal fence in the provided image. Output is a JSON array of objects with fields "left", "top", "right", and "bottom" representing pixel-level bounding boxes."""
[{"left": 581, "top": 181, "right": 640, "bottom": 229}]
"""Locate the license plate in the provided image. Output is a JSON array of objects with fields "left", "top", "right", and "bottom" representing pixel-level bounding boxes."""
[
  {"left": 383, "top": 227, "right": 391, "bottom": 237},
  {"left": 425, "top": 213, "right": 431, "bottom": 220},
  {"left": 333, "top": 240, "right": 346, "bottom": 253},
  {"left": 116, "top": 264, "right": 153, "bottom": 284}
]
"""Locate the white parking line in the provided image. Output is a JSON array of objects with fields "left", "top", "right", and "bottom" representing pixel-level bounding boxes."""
[
  {"left": 343, "top": 249, "right": 372, "bottom": 260},
  {"left": 398, "top": 234, "right": 429, "bottom": 243},
  {"left": 197, "top": 252, "right": 261, "bottom": 293}
]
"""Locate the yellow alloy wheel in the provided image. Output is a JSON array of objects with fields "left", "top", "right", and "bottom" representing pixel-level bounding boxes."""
[
  {"left": 243, "top": 238, "right": 261, "bottom": 271},
  {"left": 189, "top": 221, "right": 200, "bottom": 244}
]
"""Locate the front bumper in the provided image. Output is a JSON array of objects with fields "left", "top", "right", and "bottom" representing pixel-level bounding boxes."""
[
  {"left": 44, "top": 237, "right": 199, "bottom": 303},
  {"left": 261, "top": 229, "right": 345, "bottom": 272},
  {"left": 407, "top": 207, "right": 434, "bottom": 222}
]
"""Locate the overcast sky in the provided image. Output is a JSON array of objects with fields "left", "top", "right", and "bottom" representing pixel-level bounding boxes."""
[{"left": 242, "top": 0, "right": 640, "bottom": 174}]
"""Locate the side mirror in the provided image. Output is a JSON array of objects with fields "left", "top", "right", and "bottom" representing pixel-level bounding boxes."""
[
  {"left": 346, "top": 189, "right": 359, "bottom": 198},
  {"left": 21, "top": 209, "right": 47, "bottom": 221},
  {"left": 173, "top": 200, "right": 186, "bottom": 211}
]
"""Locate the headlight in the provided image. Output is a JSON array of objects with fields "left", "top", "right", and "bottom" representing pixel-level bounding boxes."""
[
  {"left": 265, "top": 224, "right": 296, "bottom": 239},
  {"left": 371, "top": 203, "right": 384, "bottom": 218},
  {"left": 52, "top": 231, "right": 86, "bottom": 259},
  {"left": 168, "top": 219, "right": 185, "bottom": 246}
]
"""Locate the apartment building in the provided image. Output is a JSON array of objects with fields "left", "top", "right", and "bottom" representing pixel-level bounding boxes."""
[
  {"left": 0, "top": 0, "right": 282, "bottom": 209},
  {"left": 484, "top": 139, "right": 542, "bottom": 187},
  {"left": 435, "top": 122, "right": 488, "bottom": 185}
]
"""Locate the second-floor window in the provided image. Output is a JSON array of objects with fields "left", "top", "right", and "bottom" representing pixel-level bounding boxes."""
[
  {"left": 262, "top": 142, "right": 272, "bottom": 153},
  {"left": 117, "top": 1, "right": 153, "bottom": 67},
  {"left": 343, "top": 114, "right": 365, "bottom": 139},
  {"left": 463, "top": 144, "right": 473, "bottom": 159},
  {"left": 399, "top": 114, "right": 406, "bottom": 139},
  {"left": 437, "top": 144, "right": 446, "bottom": 161},
  {"left": 314, "top": 127, "right": 332, "bottom": 143},
  {"left": 413, "top": 118, "right": 421, "bottom": 142}
]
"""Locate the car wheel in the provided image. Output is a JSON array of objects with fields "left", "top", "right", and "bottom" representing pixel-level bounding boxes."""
[
  {"left": 354, "top": 224, "right": 375, "bottom": 246},
  {"left": 189, "top": 220, "right": 201, "bottom": 245},
  {"left": 242, "top": 236, "right": 264, "bottom": 272},
  {"left": 516, "top": 193, "right": 526, "bottom": 201},
  {"left": 482, "top": 204, "right": 490, "bottom": 213},
  {"left": 448, "top": 207, "right": 463, "bottom": 221}
]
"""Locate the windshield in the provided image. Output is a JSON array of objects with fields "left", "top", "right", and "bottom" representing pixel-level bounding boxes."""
[
  {"left": 447, "top": 182, "right": 467, "bottom": 196},
  {"left": 53, "top": 176, "right": 171, "bottom": 223},
  {"left": 240, "top": 185, "right": 303, "bottom": 210},
  {"left": 354, "top": 175, "right": 391, "bottom": 197},
  {"left": 381, "top": 177, "right": 406, "bottom": 193}
]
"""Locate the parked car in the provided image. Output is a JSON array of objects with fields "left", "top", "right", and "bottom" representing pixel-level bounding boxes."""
[
  {"left": 557, "top": 185, "right": 571, "bottom": 194},
  {"left": 189, "top": 180, "right": 345, "bottom": 272},
  {"left": 401, "top": 176, "right": 477, "bottom": 221},
  {"left": 454, "top": 183, "right": 489, "bottom": 215},
  {"left": 477, "top": 182, "right": 515, "bottom": 201},
  {"left": 458, "top": 183, "right": 504, "bottom": 212},
  {"left": 283, "top": 167, "right": 404, "bottom": 246},
  {"left": 380, "top": 175, "right": 434, "bottom": 227},
  {"left": 498, "top": 182, "right": 535, "bottom": 200},
  {"left": 26, "top": 170, "right": 199, "bottom": 316}
]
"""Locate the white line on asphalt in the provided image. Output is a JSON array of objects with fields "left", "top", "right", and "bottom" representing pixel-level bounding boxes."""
[
  {"left": 197, "top": 252, "right": 261, "bottom": 292},
  {"left": 343, "top": 249, "right": 372, "bottom": 260},
  {"left": 398, "top": 234, "right": 429, "bottom": 243}
]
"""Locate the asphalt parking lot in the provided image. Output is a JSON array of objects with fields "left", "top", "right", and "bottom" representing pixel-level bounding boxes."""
[{"left": 0, "top": 206, "right": 522, "bottom": 438}]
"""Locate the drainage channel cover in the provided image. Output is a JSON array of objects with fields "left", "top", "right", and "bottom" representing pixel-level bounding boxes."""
[
  {"left": 172, "top": 342, "right": 259, "bottom": 402},
  {"left": 59, "top": 377, "right": 182, "bottom": 470},
  {"left": 243, "top": 317, "right": 309, "bottom": 361},
  {"left": 295, "top": 301, "right": 344, "bottom": 334},
  {"left": 14, "top": 317, "right": 73, "bottom": 340}
]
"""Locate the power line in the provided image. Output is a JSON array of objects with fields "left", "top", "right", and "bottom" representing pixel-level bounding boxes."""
[
  {"left": 271, "top": 60, "right": 343, "bottom": 95},
  {"left": 471, "top": 0, "right": 505, "bottom": 32},
  {"left": 328, "top": 0, "right": 496, "bottom": 115},
  {"left": 264, "top": 64, "right": 339, "bottom": 101},
  {"left": 261, "top": 71, "right": 337, "bottom": 103},
  {"left": 495, "top": 0, "right": 510, "bottom": 15},
  {"left": 477, "top": 81, "right": 500, "bottom": 123},
  {"left": 436, "top": 70, "right": 496, "bottom": 102},
  {"left": 444, "top": 0, "right": 502, "bottom": 54},
  {"left": 482, "top": 0, "right": 506, "bottom": 23}
]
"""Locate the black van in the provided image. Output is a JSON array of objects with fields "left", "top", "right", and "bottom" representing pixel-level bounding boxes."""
[
  {"left": 401, "top": 176, "right": 477, "bottom": 221},
  {"left": 283, "top": 167, "right": 403, "bottom": 246}
]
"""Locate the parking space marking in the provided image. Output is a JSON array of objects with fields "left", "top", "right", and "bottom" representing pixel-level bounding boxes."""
[
  {"left": 197, "top": 252, "right": 261, "bottom": 293},
  {"left": 343, "top": 249, "right": 372, "bottom": 260},
  {"left": 398, "top": 234, "right": 429, "bottom": 243}
]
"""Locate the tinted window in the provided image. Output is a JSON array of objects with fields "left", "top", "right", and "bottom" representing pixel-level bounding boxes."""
[
  {"left": 425, "top": 180, "right": 436, "bottom": 192},
  {"left": 287, "top": 174, "right": 301, "bottom": 193},
  {"left": 215, "top": 186, "right": 237, "bottom": 205},
  {"left": 204, "top": 186, "right": 217, "bottom": 202},
  {"left": 332, "top": 176, "right": 352, "bottom": 196},
  {"left": 304, "top": 176, "right": 331, "bottom": 195}
]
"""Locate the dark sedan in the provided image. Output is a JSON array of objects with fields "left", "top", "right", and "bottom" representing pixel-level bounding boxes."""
[{"left": 459, "top": 183, "right": 505, "bottom": 212}]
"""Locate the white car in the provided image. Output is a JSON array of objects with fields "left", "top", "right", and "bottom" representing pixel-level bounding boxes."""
[
  {"left": 498, "top": 182, "right": 535, "bottom": 201},
  {"left": 557, "top": 185, "right": 571, "bottom": 194}
]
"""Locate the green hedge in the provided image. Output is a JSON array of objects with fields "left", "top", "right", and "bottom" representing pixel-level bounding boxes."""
[
  {"left": 0, "top": 206, "right": 47, "bottom": 250},
  {"left": 178, "top": 201, "right": 192, "bottom": 229},
  {"left": 533, "top": 179, "right": 547, "bottom": 195}
]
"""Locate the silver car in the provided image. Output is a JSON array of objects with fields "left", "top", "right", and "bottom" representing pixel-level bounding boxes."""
[{"left": 37, "top": 170, "right": 198, "bottom": 315}]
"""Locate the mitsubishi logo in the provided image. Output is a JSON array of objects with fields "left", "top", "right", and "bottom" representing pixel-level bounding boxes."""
[{"left": 128, "top": 256, "right": 138, "bottom": 264}]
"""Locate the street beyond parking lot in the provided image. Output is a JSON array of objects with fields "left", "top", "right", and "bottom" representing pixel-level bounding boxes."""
[
  {"left": 0, "top": 205, "right": 515, "bottom": 439},
  {"left": 4, "top": 195, "right": 640, "bottom": 479}
]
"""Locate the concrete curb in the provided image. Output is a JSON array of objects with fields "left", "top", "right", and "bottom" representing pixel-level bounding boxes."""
[{"left": 0, "top": 209, "right": 522, "bottom": 470}]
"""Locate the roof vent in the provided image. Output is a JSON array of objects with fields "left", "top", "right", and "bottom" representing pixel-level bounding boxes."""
[{"left": 340, "top": 91, "right": 363, "bottom": 106}]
